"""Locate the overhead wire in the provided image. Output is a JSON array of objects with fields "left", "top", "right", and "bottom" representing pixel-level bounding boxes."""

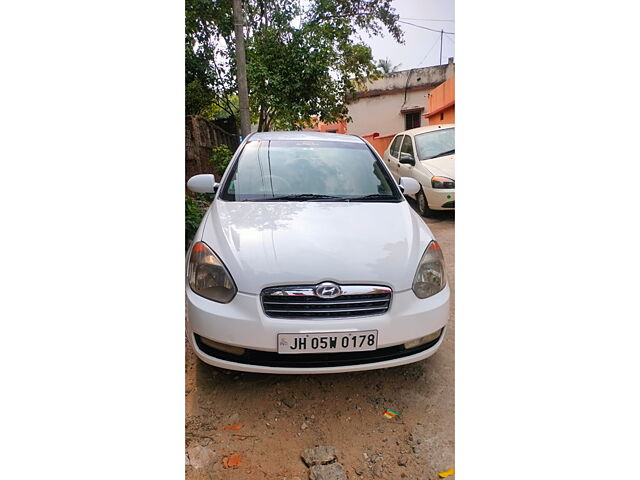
[
  {"left": 398, "top": 20, "right": 455, "bottom": 35},
  {"left": 445, "top": 33, "right": 455, "bottom": 46},
  {"left": 418, "top": 34, "right": 443, "bottom": 67},
  {"left": 400, "top": 17, "right": 455, "bottom": 22}
]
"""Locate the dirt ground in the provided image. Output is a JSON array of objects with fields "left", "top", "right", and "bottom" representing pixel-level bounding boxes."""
[{"left": 185, "top": 207, "right": 454, "bottom": 479}]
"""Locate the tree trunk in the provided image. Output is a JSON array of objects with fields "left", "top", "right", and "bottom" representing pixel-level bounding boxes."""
[
  {"left": 232, "top": 0, "right": 251, "bottom": 138},
  {"left": 264, "top": 111, "right": 272, "bottom": 131},
  {"left": 257, "top": 104, "right": 266, "bottom": 132}
]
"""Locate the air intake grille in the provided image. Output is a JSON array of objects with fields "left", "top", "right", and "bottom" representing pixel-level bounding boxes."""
[{"left": 261, "top": 284, "right": 392, "bottom": 318}]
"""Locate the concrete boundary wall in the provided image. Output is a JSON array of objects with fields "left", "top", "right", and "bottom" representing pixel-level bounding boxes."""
[
  {"left": 185, "top": 115, "right": 239, "bottom": 183},
  {"left": 362, "top": 133, "right": 395, "bottom": 157}
]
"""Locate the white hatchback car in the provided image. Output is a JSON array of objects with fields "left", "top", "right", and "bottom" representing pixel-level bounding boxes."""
[
  {"left": 383, "top": 124, "right": 455, "bottom": 217},
  {"left": 186, "top": 131, "right": 450, "bottom": 374}
]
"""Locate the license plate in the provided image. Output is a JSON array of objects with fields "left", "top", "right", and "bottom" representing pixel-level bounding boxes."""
[{"left": 277, "top": 330, "right": 378, "bottom": 354}]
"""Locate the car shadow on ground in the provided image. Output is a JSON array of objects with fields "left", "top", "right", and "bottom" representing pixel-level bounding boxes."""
[
  {"left": 404, "top": 197, "right": 455, "bottom": 224},
  {"left": 191, "top": 352, "right": 434, "bottom": 392},
  {"left": 186, "top": 347, "right": 444, "bottom": 424}
]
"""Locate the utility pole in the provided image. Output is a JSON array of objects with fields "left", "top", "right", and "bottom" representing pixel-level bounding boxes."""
[
  {"left": 232, "top": 0, "right": 251, "bottom": 138},
  {"left": 439, "top": 29, "right": 443, "bottom": 65}
]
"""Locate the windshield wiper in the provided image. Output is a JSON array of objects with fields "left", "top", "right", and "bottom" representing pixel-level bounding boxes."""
[
  {"left": 348, "top": 194, "right": 396, "bottom": 201},
  {"left": 264, "top": 194, "right": 349, "bottom": 202},
  {"left": 427, "top": 149, "right": 455, "bottom": 159}
]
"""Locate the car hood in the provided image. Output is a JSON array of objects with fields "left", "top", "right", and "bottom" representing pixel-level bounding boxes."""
[
  {"left": 420, "top": 154, "right": 455, "bottom": 180},
  {"left": 199, "top": 200, "right": 435, "bottom": 294}
]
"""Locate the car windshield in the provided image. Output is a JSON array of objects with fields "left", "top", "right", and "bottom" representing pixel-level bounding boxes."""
[
  {"left": 219, "top": 139, "right": 402, "bottom": 202},
  {"left": 414, "top": 128, "right": 455, "bottom": 160}
]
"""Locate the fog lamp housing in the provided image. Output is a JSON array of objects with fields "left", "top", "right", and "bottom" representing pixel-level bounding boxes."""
[
  {"left": 199, "top": 336, "right": 246, "bottom": 356},
  {"left": 404, "top": 329, "right": 442, "bottom": 350}
]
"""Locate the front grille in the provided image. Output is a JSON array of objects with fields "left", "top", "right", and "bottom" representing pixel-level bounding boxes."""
[{"left": 261, "top": 284, "right": 392, "bottom": 318}]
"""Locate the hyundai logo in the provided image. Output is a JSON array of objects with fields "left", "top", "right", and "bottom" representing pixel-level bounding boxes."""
[{"left": 315, "top": 282, "right": 342, "bottom": 299}]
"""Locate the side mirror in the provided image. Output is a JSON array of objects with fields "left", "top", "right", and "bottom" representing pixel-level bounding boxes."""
[
  {"left": 399, "top": 177, "right": 421, "bottom": 196},
  {"left": 399, "top": 152, "right": 415, "bottom": 165},
  {"left": 187, "top": 174, "right": 219, "bottom": 194}
]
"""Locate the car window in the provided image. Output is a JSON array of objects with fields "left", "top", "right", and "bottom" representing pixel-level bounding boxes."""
[
  {"left": 414, "top": 128, "right": 455, "bottom": 160},
  {"left": 400, "top": 135, "right": 414, "bottom": 158},
  {"left": 223, "top": 140, "right": 262, "bottom": 197},
  {"left": 389, "top": 135, "right": 403, "bottom": 158},
  {"left": 220, "top": 139, "right": 402, "bottom": 202}
]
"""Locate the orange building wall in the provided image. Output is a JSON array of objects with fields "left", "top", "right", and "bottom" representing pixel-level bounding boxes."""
[
  {"left": 305, "top": 117, "right": 348, "bottom": 134},
  {"left": 318, "top": 120, "right": 347, "bottom": 134},
  {"left": 362, "top": 133, "right": 394, "bottom": 157},
  {"left": 425, "top": 76, "right": 455, "bottom": 125}
]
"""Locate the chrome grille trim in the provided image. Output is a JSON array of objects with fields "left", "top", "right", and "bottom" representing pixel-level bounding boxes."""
[
  {"left": 263, "top": 285, "right": 392, "bottom": 297},
  {"left": 263, "top": 306, "right": 388, "bottom": 314},
  {"left": 261, "top": 284, "right": 392, "bottom": 318},
  {"left": 263, "top": 299, "right": 389, "bottom": 306}
]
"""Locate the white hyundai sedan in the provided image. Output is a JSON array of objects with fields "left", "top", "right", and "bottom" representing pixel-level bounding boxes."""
[{"left": 186, "top": 131, "right": 450, "bottom": 374}]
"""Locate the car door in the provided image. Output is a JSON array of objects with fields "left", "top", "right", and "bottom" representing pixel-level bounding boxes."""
[
  {"left": 398, "top": 134, "right": 416, "bottom": 181},
  {"left": 385, "top": 134, "right": 403, "bottom": 178}
]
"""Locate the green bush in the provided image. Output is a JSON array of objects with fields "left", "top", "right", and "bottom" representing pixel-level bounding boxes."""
[
  {"left": 186, "top": 144, "right": 231, "bottom": 250},
  {"left": 186, "top": 194, "right": 207, "bottom": 249},
  {"left": 210, "top": 144, "right": 233, "bottom": 176}
]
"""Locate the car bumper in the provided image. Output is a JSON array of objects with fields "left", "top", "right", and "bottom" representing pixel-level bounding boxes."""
[
  {"left": 425, "top": 188, "right": 455, "bottom": 210},
  {"left": 186, "top": 285, "right": 450, "bottom": 374}
]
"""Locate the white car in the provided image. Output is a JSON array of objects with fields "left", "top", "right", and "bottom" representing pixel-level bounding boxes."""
[
  {"left": 383, "top": 124, "right": 455, "bottom": 217},
  {"left": 186, "top": 131, "right": 450, "bottom": 374}
]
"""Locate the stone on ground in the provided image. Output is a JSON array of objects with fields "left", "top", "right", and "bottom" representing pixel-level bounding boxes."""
[
  {"left": 301, "top": 446, "right": 337, "bottom": 467},
  {"left": 308, "top": 462, "right": 347, "bottom": 480},
  {"left": 186, "top": 444, "right": 216, "bottom": 469}
]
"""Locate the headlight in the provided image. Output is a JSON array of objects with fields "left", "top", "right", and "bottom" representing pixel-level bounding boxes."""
[
  {"left": 431, "top": 176, "right": 455, "bottom": 189},
  {"left": 412, "top": 241, "right": 447, "bottom": 299},
  {"left": 188, "top": 242, "right": 237, "bottom": 303}
]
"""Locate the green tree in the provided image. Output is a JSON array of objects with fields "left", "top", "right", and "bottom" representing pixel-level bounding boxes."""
[
  {"left": 377, "top": 57, "right": 401, "bottom": 74},
  {"left": 209, "top": 144, "right": 233, "bottom": 175},
  {"left": 185, "top": 0, "right": 404, "bottom": 129},
  {"left": 185, "top": 0, "right": 237, "bottom": 117}
]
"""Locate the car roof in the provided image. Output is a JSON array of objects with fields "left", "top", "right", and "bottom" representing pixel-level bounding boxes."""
[
  {"left": 247, "top": 131, "right": 364, "bottom": 143},
  {"left": 399, "top": 124, "right": 455, "bottom": 136}
]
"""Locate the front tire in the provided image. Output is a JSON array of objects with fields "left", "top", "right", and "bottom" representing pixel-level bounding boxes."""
[{"left": 416, "top": 188, "right": 437, "bottom": 217}]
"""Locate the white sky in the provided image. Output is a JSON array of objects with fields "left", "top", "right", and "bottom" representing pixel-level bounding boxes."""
[{"left": 357, "top": 0, "right": 455, "bottom": 70}]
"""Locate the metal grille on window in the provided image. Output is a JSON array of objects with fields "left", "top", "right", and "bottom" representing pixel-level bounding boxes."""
[{"left": 405, "top": 112, "right": 421, "bottom": 130}]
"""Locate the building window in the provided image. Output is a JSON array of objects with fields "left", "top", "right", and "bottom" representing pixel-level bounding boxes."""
[
  {"left": 440, "top": 112, "right": 444, "bottom": 121},
  {"left": 405, "top": 112, "right": 421, "bottom": 130}
]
